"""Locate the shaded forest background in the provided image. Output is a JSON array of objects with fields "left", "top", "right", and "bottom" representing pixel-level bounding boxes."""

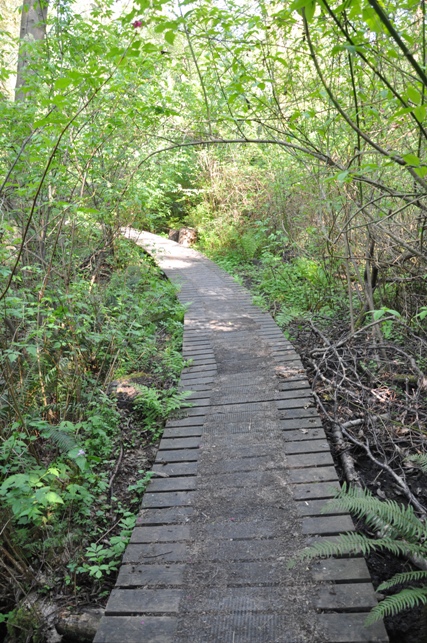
[{"left": 1, "top": 0, "right": 427, "bottom": 641}]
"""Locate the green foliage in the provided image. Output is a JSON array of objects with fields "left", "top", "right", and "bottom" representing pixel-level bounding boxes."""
[
  {"left": 210, "top": 245, "right": 343, "bottom": 324},
  {"left": 134, "top": 386, "right": 192, "bottom": 439},
  {"left": 76, "top": 514, "right": 137, "bottom": 580},
  {"left": 0, "top": 241, "right": 186, "bottom": 603},
  {"left": 291, "top": 484, "right": 427, "bottom": 624}
]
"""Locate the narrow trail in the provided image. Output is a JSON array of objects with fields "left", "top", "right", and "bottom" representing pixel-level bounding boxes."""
[{"left": 94, "top": 230, "right": 389, "bottom": 643}]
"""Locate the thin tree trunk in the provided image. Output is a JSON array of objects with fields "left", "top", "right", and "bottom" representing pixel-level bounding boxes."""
[{"left": 15, "top": 0, "right": 48, "bottom": 101}]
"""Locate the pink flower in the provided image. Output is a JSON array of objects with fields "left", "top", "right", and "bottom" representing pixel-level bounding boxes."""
[{"left": 133, "top": 20, "right": 143, "bottom": 28}]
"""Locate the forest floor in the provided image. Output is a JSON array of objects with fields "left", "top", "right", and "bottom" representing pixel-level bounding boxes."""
[{"left": 289, "top": 320, "right": 427, "bottom": 643}]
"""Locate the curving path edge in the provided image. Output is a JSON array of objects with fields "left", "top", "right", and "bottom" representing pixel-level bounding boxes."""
[{"left": 94, "top": 229, "right": 389, "bottom": 643}]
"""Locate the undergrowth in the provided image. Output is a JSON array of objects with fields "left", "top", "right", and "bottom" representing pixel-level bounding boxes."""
[
  {"left": 198, "top": 223, "right": 346, "bottom": 330},
  {"left": 0, "top": 237, "right": 186, "bottom": 634}
]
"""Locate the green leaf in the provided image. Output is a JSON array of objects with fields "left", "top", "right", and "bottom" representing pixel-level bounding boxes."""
[
  {"left": 337, "top": 170, "right": 349, "bottom": 182},
  {"left": 331, "top": 44, "right": 345, "bottom": 55},
  {"left": 304, "top": 1, "right": 316, "bottom": 21},
  {"left": 403, "top": 153, "right": 421, "bottom": 166},
  {"left": 372, "top": 308, "right": 386, "bottom": 321},
  {"left": 414, "top": 105, "right": 426, "bottom": 121},
  {"left": 164, "top": 31, "right": 176, "bottom": 45},
  {"left": 54, "top": 77, "right": 73, "bottom": 90},
  {"left": 290, "top": 0, "right": 312, "bottom": 10},
  {"left": 362, "top": 6, "right": 384, "bottom": 33},
  {"left": 406, "top": 86, "right": 422, "bottom": 105},
  {"left": 44, "top": 491, "right": 64, "bottom": 505}
]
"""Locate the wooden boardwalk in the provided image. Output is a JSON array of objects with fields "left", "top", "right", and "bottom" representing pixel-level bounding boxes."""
[{"left": 94, "top": 230, "right": 389, "bottom": 643}]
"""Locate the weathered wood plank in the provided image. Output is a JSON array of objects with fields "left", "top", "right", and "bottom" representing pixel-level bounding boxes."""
[
  {"left": 292, "top": 481, "right": 341, "bottom": 500},
  {"left": 288, "top": 466, "right": 339, "bottom": 484},
  {"left": 314, "top": 582, "right": 378, "bottom": 610},
  {"left": 162, "top": 426, "right": 203, "bottom": 438},
  {"left": 141, "top": 491, "right": 195, "bottom": 508},
  {"left": 94, "top": 616, "right": 178, "bottom": 643},
  {"left": 279, "top": 407, "right": 319, "bottom": 419},
  {"left": 317, "top": 614, "right": 388, "bottom": 642},
  {"left": 155, "top": 449, "right": 200, "bottom": 462},
  {"left": 130, "top": 525, "right": 190, "bottom": 543},
  {"left": 276, "top": 397, "right": 314, "bottom": 409},
  {"left": 282, "top": 427, "right": 327, "bottom": 440},
  {"left": 302, "top": 514, "right": 355, "bottom": 535},
  {"left": 105, "top": 589, "right": 182, "bottom": 614},
  {"left": 280, "top": 418, "right": 324, "bottom": 430},
  {"left": 158, "top": 437, "right": 201, "bottom": 450},
  {"left": 295, "top": 498, "right": 343, "bottom": 516},
  {"left": 137, "top": 507, "right": 194, "bottom": 525},
  {"left": 160, "top": 416, "right": 206, "bottom": 428},
  {"left": 276, "top": 388, "right": 313, "bottom": 399},
  {"left": 123, "top": 542, "right": 190, "bottom": 564},
  {"left": 287, "top": 452, "right": 335, "bottom": 467},
  {"left": 117, "top": 564, "right": 185, "bottom": 587},
  {"left": 311, "top": 558, "right": 371, "bottom": 582},
  {"left": 152, "top": 462, "right": 198, "bottom": 477},
  {"left": 284, "top": 439, "right": 330, "bottom": 454},
  {"left": 147, "top": 477, "right": 197, "bottom": 493}
]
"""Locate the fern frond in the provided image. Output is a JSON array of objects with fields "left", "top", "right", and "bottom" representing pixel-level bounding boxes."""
[
  {"left": 377, "top": 570, "right": 427, "bottom": 591},
  {"left": 292, "top": 533, "right": 427, "bottom": 567},
  {"left": 290, "top": 532, "right": 377, "bottom": 565},
  {"left": 324, "top": 484, "right": 426, "bottom": 543},
  {"left": 45, "top": 428, "right": 78, "bottom": 453},
  {"left": 408, "top": 454, "right": 427, "bottom": 474},
  {"left": 365, "top": 588, "right": 427, "bottom": 624}
]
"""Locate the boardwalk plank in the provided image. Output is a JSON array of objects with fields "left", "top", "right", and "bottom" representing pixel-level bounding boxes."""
[
  {"left": 117, "top": 564, "right": 185, "bottom": 586},
  {"left": 311, "top": 558, "right": 371, "bottom": 582},
  {"left": 288, "top": 466, "right": 339, "bottom": 483},
  {"left": 141, "top": 491, "right": 195, "bottom": 508},
  {"left": 155, "top": 449, "right": 200, "bottom": 462},
  {"left": 314, "top": 582, "right": 378, "bottom": 610},
  {"left": 94, "top": 616, "right": 177, "bottom": 643},
  {"left": 152, "top": 462, "right": 198, "bottom": 476},
  {"left": 302, "top": 514, "right": 355, "bottom": 534},
  {"left": 137, "top": 507, "right": 194, "bottom": 525},
  {"left": 284, "top": 439, "right": 330, "bottom": 453},
  {"left": 318, "top": 614, "right": 388, "bottom": 642},
  {"left": 147, "top": 477, "right": 197, "bottom": 492},
  {"left": 105, "top": 588, "right": 182, "bottom": 614},
  {"left": 158, "top": 437, "right": 201, "bottom": 450},
  {"left": 287, "top": 452, "right": 335, "bottom": 467},
  {"left": 123, "top": 542, "right": 190, "bottom": 564},
  {"left": 130, "top": 525, "right": 190, "bottom": 543}
]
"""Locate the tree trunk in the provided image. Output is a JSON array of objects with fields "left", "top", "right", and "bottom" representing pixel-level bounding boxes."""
[{"left": 15, "top": 0, "right": 48, "bottom": 101}]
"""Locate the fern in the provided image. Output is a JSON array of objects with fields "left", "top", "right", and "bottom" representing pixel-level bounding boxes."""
[
  {"left": 292, "top": 532, "right": 426, "bottom": 566},
  {"left": 44, "top": 428, "right": 78, "bottom": 453},
  {"left": 366, "top": 588, "right": 427, "bottom": 624},
  {"left": 291, "top": 483, "right": 427, "bottom": 624},
  {"left": 324, "top": 484, "right": 427, "bottom": 542},
  {"left": 377, "top": 570, "right": 427, "bottom": 591},
  {"left": 409, "top": 454, "right": 427, "bottom": 473}
]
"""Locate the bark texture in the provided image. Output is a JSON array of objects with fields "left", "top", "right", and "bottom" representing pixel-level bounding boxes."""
[{"left": 15, "top": 0, "right": 48, "bottom": 101}]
